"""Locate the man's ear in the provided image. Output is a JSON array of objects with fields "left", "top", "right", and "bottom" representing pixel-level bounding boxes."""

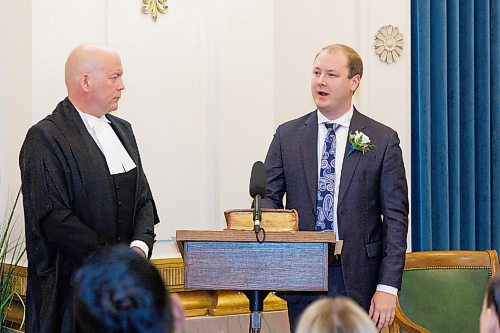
[
  {"left": 80, "top": 74, "right": 90, "bottom": 92},
  {"left": 350, "top": 74, "right": 361, "bottom": 93}
]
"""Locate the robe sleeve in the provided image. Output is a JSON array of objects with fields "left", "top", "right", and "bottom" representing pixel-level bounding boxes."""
[
  {"left": 20, "top": 134, "right": 108, "bottom": 264},
  {"left": 132, "top": 199, "right": 156, "bottom": 258},
  {"left": 127, "top": 126, "right": 159, "bottom": 259}
]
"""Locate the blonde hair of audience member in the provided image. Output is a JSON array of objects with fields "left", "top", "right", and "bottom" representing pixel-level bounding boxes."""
[
  {"left": 481, "top": 274, "right": 500, "bottom": 333},
  {"left": 296, "top": 297, "right": 377, "bottom": 333}
]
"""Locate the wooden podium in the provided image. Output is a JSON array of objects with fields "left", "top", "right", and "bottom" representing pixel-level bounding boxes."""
[
  {"left": 176, "top": 230, "right": 336, "bottom": 291},
  {"left": 176, "top": 230, "right": 337, "bottom": 332}
]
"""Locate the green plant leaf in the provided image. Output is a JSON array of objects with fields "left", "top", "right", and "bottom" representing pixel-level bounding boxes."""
[{"left": 1, "top": 187, "right": 26, "bottom": 326}]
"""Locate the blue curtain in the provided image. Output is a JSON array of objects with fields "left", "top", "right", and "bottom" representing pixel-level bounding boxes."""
[{"left": 411, "top": 0, "right": 499, "bottom": 251}]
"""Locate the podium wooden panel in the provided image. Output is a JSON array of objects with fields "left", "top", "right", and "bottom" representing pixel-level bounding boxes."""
[{"left": 176, "top": 230, "right": 336, "bottom": 292}]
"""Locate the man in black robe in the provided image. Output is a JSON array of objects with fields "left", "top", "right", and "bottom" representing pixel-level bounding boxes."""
[{"left": 19, "top": 44, "right": 159, "bottom": 333}]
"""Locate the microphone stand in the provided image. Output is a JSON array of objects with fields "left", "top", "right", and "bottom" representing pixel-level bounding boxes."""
[
  {"left": 244, "top": 195, "right": 268, "bottom": 332},
  {"left": 243, "top": 290, "right": 270, "bottom": 333}
]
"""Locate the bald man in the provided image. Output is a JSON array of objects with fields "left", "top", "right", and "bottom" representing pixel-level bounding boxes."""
[{"left": 19, "top": 44, "right": 159, "bottom": 332}]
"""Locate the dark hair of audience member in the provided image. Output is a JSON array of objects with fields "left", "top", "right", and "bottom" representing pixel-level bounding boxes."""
[{"left": 74, "top": 246, "right": 173, "bottom": 333}]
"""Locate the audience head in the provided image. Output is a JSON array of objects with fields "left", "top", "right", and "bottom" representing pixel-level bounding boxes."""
[
  {"left": 296, "top": 296, "right": 377, "bottom": 333},
  {"left": 65, "top": 43, "right": 125, "bottom": 117},
  {"left": 481, "top": 274, "right": 500, "bottom": 333},
  {"left": 74, "top": 245, "right": 173, "bottom": 333}
]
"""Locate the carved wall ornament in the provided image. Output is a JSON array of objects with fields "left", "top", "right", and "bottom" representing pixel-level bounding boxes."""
[
  {"left": 374, "top": 25, "right": 404, "bottom": 64},
  {"left": 142, "top": 0, "right": 168, "bottom": 22}
]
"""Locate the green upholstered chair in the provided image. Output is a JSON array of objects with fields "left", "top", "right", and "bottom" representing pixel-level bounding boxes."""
[{"left": 388, "top": 250, "right": 499, "bottom": 333}]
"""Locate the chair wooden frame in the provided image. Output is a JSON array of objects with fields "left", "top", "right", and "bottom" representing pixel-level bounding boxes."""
[{"left": 388, "top": 250, "right": 499, "bottom": 333}]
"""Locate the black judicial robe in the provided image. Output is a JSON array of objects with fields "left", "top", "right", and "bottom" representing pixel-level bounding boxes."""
[{"left": 19, "top": 98, "right": 159, "bottom": 333}]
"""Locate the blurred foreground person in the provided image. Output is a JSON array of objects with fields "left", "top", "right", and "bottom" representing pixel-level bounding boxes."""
[
  {"left": 480, "top": 274, "right": 500, "bottom": 333},
  {"left": 74, "top": 246, "right": 184, "bottom": 333},
  {"left": 296, "top": 297, "right": 377, "bottom": 333}
]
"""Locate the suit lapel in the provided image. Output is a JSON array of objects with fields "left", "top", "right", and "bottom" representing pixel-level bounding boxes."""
[
  {"left": 299, "top": 112, "right": 319, "bottom": 210},
  {"left": 338, "top": 108, "right": 366, "bottom": 207}
]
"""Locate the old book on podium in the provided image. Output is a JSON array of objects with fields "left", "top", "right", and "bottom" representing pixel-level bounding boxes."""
[{"left": 176, "top": 209, "right": 339, "bottom": 292}]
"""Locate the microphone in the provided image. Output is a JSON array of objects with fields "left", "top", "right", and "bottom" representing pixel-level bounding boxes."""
[{"left": 249, "top": 161, "right": 266, "bottom": 233}]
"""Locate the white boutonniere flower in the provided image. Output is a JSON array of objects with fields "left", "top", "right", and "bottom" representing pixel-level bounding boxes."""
[{"left": 348, "top": 131, "right": 375, "bottom": 155}]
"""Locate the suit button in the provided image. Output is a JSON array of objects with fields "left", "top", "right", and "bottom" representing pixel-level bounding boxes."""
[
  {"left": 117, "top": 236, "right": 121, "bottom": 241},
  {"left": 116, "top": 185, "right": 120, "bottom": 190},
  {"left": 118, "top": 201, "right": 122, "bottom": 206}
]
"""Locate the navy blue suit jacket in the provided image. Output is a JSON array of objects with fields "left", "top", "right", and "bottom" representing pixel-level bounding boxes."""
[{"left": 262, "top": 108, "right": 408, "bottom": 309}]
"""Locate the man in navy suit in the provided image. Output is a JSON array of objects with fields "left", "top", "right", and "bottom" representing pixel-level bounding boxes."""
[{"left": 262, "top": 44, "right": 408, "bottom": 332}]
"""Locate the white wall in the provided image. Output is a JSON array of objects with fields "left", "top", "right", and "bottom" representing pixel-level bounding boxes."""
[
  {"left": 214, "top": 0, "right": 275, "bottom": 225},
  {"left": 0, "top": 0, "right": 32, "bottom": 245},
  {"left": 0, "top": 0, "right": 411, "bottom": 257}
]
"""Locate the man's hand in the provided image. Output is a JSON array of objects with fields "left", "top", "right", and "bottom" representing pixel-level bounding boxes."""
[
  {"left": 130, "top": 246, "right": 146, "bottom": 258},
  {"left": 369, "top": 291, "right": 396, "bottom": 331}
]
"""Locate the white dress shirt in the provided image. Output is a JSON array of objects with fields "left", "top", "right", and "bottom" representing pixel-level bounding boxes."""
[
  {"left": 77, "top": 110, "right": 149, "bottom": 257},
  {"left": 316, "top": 106, "right": 397, "bottom": 296},
  {"left": 77, "top": 111, "right": 136, "bottom": 175},
  {"left": 317, "top": 107, "right": 353, "bottom": 240}
]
